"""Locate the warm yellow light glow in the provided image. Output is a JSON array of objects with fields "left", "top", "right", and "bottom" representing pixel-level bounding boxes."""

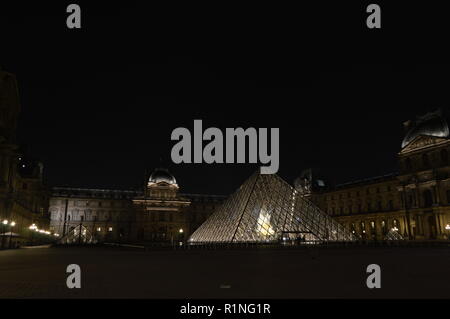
[
  {"left": 10, "top": 221, "right": 16, "bottom": 227},
  {"left": 108, "top": 227, "right": 113, "bottom": 232},
  {"left": 97, "top": 227, "right": 101, "bottom": 232},
  {"left": 445, "top": 224, "right": 450, "bottom": 230},
  {"left": 179, "top": 228, "right": 184, "bottom": 233},
  {"left": 29, "top": 224, "right": 37, "bottom": 230},
  {"left": 54, "top": 233, "right": 60, "bottom": 237},
  {"left": 256, "top": 208, "right": 275, "bottom": 237},
  {"left": 2, "top": 220, "right": 8, "bottom": 225},
  {"left": 45, "top": 231, "right": 50, "bottom": 235}
]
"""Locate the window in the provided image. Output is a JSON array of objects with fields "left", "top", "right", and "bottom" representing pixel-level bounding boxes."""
[
  {"left": 441, "top": 149, "right": 449, "bottom": 166},
  {"left": 351, "top": 223, "right": 356, "bottom": 234},
  {"left": 381, "top": 220, "right": 387, "bottom": 235},
  {"left": 393, "top": 219, "right": 399, "bottom": 229},
  {"left": 423, "top": 189, "right": 433, "bottom": 207},
  {"left": 405, "top": 158, "right": 412, "bottom": 171},
  {"left": 360, "top": 222, "right": 366, "bottom": 235},
  {"left": 422, "top": 153, "right": 430, "bottom": 169},
  {"left": 388, "top": 200, "right": 394, "bottom": 211},
  {"left": 377, "top": 201, "right": 382, "bottom": 211}
]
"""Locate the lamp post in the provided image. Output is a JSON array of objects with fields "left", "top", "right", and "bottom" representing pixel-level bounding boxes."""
[
  {"left": 1, "top": 220, "right": 7, "bottom": 249},
  {"left": 29, "top": 224, "right": 37, "bottom": 245},
  {"left": 8, "top": 221, "right": 15, "bottom": 249},
  {"left": 445, "top": 224, "right": 450, "bottom": 240},
  {"left": 178, "top": 228, "right": 184, "bottom": 246}
]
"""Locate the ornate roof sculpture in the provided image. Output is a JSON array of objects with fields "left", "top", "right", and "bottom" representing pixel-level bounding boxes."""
[
  {"left": 401, "top": 108, "right": 450, "bottom": 149},
  {"left": 189, "top": 171, "right": 355, "bottom": 243}
]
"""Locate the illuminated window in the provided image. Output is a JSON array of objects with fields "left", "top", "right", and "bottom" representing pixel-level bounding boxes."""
[
  {"left": 108, "top": 227, "right": 113, "bottom": 232},
  {"left": 97, "top": 227, "right": 101, "bottom": 232}
]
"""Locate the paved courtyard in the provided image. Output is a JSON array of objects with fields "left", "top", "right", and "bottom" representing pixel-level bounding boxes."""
[{"left": 0, "top": 245, "right": 449, "bottom": 298}]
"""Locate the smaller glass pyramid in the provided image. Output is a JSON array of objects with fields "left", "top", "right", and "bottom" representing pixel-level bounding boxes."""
[{"left": 189, "top": 171, "right": 356, "bottom": 243}]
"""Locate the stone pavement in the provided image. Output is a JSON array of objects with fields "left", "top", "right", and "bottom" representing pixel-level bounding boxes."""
[{"left": 1, "top": 246, "right": 450, "bottom": 298}]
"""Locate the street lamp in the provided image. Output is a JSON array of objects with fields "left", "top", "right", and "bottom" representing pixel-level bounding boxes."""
[
  {"left": 445, "top": 224, "right": 450, "bottom": 240},
  {"left": 178, "top": 228, "right": 184, "bottom": 246},
  {"left": 1, "top": 220, "right": 8, "bottom": 249},
  {"left": 29, "top": 224, "right": 37, "bottom": 245},
  {"left": 8, "top": 221, "right": 15, "bottom": 249}
]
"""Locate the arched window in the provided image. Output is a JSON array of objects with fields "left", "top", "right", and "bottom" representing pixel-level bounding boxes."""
[
  {"left": 360, "top": 222, "right": 366, "bottom": 235},
  {"left": 381, "top": 220, "right": 387, "bottom": 235},
  {"left": 441, "top": 149, "right": 449, "bottom": 166},
  {"left": 350, "top": 223, "right": 356, "bottom": 234},
  {"left": 393, "top": 219, "right": 399, "bottom": 230}
]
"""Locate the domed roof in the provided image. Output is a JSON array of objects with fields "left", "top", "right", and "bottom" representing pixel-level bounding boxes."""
[
  {"left": 148, "top": 168, "right": 177, "bottom": 186},
  {"left": 402, "top": 109, "right": 450, "bottom": 148}
]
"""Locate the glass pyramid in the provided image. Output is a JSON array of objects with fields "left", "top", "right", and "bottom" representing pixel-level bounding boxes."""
[{"left": 189, "top": 172, "right": 355, "bottom": 243}]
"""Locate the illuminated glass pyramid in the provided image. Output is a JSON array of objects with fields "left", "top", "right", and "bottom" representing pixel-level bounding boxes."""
[{"left": 189, "top": 172, "right": 355, "bottom": 243}]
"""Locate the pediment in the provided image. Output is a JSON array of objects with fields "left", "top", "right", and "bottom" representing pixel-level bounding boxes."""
[{"left": 400, "top": 135, "right": 448, "bottom": 154}]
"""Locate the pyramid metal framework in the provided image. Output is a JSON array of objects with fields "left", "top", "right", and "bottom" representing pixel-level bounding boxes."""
[{"left": 189, "top": 172, "right": 356, "bottom": 243}]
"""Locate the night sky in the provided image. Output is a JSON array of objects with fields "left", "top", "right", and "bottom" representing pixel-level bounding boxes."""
[{"left": 2, "top": 2, "right": 450, "bottom": 195}]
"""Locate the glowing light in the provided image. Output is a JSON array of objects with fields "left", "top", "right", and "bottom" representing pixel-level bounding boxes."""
[
  {"left": 2, "top": 220, "right": 8, "bottom": 225},
  {"left": 29, "top": 224, "right": 37, "bottom": 230},
  {"left": 97, "top": 227, "right": 101, "bottom": 232},
  {"left": 179, "top": 228, "right": 184, "bottom": 233},
  {"left": 256, "top": 208, "right": 275, "bottom": 237},
  {"left": 392, "top": 227, "right": 399, "bottom": 232},
  {"left": 445, "top": 224, "right": 450, "bottom": 230},
  {"left": 108, "top": 227, "right": 113, "bottom": 232},
  {"left": 10, "top": 221, "right": 16, "bottom": 227}
]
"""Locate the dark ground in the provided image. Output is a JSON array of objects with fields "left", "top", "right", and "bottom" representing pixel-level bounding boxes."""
[{"left": 0, "top": 246, "right": 449, "bottom": 299}]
